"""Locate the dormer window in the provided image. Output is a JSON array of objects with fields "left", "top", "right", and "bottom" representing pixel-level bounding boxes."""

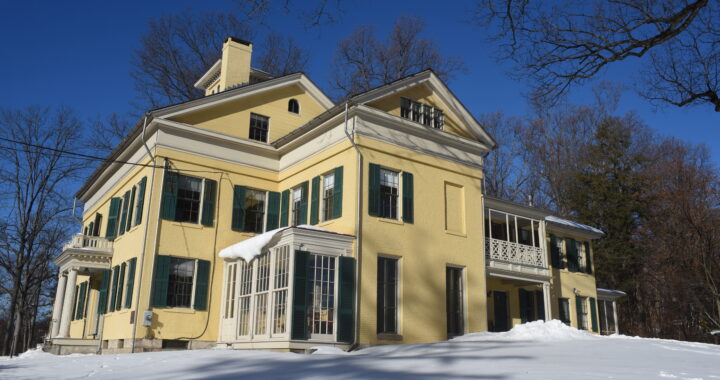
[
  {"left": 400, "top": 97, "right": 444, "bottom": 130},
  {"left": 288, "top": 98, "right": 299, "bottom": 114}
]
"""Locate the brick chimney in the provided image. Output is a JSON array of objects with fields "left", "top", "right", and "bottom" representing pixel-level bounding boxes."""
[{"left": 194, "top": 37, "right": 253, "bottom": 96}]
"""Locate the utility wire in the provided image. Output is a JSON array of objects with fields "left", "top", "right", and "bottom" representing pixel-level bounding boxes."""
[{"left": 0, "top": 136, "right": 224, "bottom": 174}]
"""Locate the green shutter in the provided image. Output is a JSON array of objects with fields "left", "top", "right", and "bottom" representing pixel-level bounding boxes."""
[
  {"left": 298, "top": 181, "right": 309, "bottom": 225},
  {"left": 535, "top": 291, "right": 545, "bottom": 321},
  {"left": 124, "top": 258, "right": 137, "bottom": 309},
  {"left": 368, "top": 163, "right": 380, "bottom": 216},
  {"left": 332, "top": 166, "right": 343, "bottom": 219},
  {"left": 550, "top": 234, "right": 561, "bottom": 268},
  {"left": 266, "top": 191, "right": 280, "bottom": 230},
  {"left": 575, "top": 296, "right": 584, "bottom": 330},
  {"left": 584, "top": 241, "right": 592, "bottom": 274},
  {"left": 71, "top": 286, "right": 79, "bottom": 320},
  {"left": 127, "top": 186, "right": 136, "bottom": 231},
  {"left": 151, "top": 255, "right": 171, "bottom": 308},
  {"left": 194, "top": 259, "right": 211, "bottom": 310},
  {"left": 232, "top": 185, "right": 246, "bottom": 231},
  {"left": 518, "top": 289, "right": 528, "bottom": 323},
  {"left": 201, "top": 179, "right": 217, "bottom": 227},
  {"left": 75, "top": 282, "right": 87, "bottom": 320},
  {"left": 93, "top": 213, "right": 102, "bottom": 237},
  {"left": 402, "top": 171, "right": 414, "bottom": 223},
  {"left": 109, "top": 265, "right": 119, "bottom": 312},
  {"left": 590, "top": 297, "right": 599, "bottom": 332},
  {"left": 337, "top": 256, "right": 356, "bottom": 343},
  {"left": 118, "top": 191, "right": 130, "bottom": 235},
  {"left": 134, "top": 177, "right": 147, "bottom": 226},
  {"left": 310, "top": 176, "right": 320, "bottom": 225},
  {"left": 291, "top": 250, "right": 310, "bottom": 340},
  {"left": 106, "top": 197, "right": 121, "bottom": 240},
  {"left": 559, "top": 298, "right": 570, "bottom": 325},
  {"left": 116, "top": 263, "right": 126, "bottom": 311},
  {"left": 97, "top": 269, "right": 110, "bottom": 315},
  {"left": 280, "top": 190, "right": 290, "bottom": 227},
  {"left": 567, "top": 238, "right": 579, "bottom": 272},
  {"left": 161, "top": 171, "right": 179, "bottom": 221}
]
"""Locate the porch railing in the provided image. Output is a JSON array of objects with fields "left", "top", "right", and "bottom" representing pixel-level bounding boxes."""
[
  {"left": 62, "top": 234, "right": 113, "bottom": 253},
  {"left": 486, "top": 237, "right": 547, "bottom": 269}
]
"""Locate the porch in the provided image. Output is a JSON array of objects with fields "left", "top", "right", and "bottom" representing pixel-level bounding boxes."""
[
  {"left": 485, "top": 207, "right": 550, "bottom": 278},
  {"left": 487, "top": 276, "right": 552, "bottom": 332},
  {"left": 46, "top": 234, "right": 112, "bottom": 353},
  {"left": 218, "top": 226, "right": 356, "bottom": 351}
]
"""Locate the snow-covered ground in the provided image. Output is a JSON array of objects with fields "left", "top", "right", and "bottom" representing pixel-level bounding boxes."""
[{"left": 2, "top": 321, "right": 718, "bottom": 380}]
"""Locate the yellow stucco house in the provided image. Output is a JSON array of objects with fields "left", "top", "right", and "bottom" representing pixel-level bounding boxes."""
[{"left": 45, "top": 37, "right": 621, "bottom": 355}]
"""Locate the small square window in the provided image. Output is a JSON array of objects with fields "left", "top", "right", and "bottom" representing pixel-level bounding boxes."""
[{"left": 249, "top": 113, "right": 269, "bottom": 143}]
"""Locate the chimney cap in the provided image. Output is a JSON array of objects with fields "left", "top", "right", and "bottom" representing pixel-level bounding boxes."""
[{"left": 225, "top": 36, "right": 252, "bottom": 46}]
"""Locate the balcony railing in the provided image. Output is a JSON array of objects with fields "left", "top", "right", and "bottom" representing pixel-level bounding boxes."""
[
  {"left": 62, "top": 234, "right": 113, "bottom": 253},
  {"left": 486, "top": 237, "right": 547, "bottom": 269}
]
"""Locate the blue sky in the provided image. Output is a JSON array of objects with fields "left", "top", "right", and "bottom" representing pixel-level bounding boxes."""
[{"left": 1, "top": 0, "right": 718, "bottom": 163}]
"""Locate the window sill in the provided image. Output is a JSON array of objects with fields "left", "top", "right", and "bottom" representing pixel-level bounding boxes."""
[
  {"left": 171, "top": 222, "right": 204, "bottom": 229},
  {"left": 377, "top": 333, "right": 403, "bottom": 341},
  {"left": 159, "top": 307, "right": 197, "bottom": 314},
  {"left": 377, "top": 217, "right": 403, "bottom": 225},
  {"left": 445, "top": 230, "right": 467, "bottom": 238},
  {"left": 317, "top": 219, "right": 337, "bottom": 227}
]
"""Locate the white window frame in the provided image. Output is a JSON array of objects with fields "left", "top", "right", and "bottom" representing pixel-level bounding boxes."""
[
  {"left": 378, "top": 167, "right": 402, "bottom": 221},
  {"left": 320, "top": 171, "right": 335, "bottom": 222},
  {"left": 241, "top": 188, "right": 269, "bottom": 234},
  {"left": 290, "top": 186, "right": 304, "bottom": 226},
  {"left": 399, "top": 97, "right": 444, "bottom": 130}
]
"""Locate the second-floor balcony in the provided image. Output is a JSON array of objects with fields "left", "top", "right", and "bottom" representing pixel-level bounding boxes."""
[
  {"left": 485, "top": 209, "right": 550, "bottom": 279},
  {"left": 62, "top": 234, "right": 113, "bottom": 253}
]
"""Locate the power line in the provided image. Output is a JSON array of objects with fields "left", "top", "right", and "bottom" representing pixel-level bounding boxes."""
[{"left": 0, "top": 136, "right": 224, "bottom": 174}]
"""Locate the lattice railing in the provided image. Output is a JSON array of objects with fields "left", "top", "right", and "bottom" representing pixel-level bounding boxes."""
[{"left": 486, "top": 237, "right": 547, "bottom": 268}]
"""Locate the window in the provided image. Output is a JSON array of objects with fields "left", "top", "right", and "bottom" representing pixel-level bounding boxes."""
[
  {"left": 377, "top": 257, "right": 398, "bottom": 334},
  {"left": 577, "top": 241, "right": 587, "bottom": 272},
  {"left": 380, "top": 168, "right": 399, "bottom": 219},
  {"left": 291, "top": 186, "right": 305, "bottom": 226},
  {"left": 272, "top": 247, "right": 290, "bottom": 334},
  {"left": 224, "top": 263, "right": 237, "bottom": 319},
  {"left": 288, "top": 99, "right": 299, "bottom": 114},
  {"left": 308, "top": 254, "right": 336, "bottom": 336},
  {"left": 167, "top": 258, "right": 196, "bottom": 308},
  {"left": 399, "top": 97, "right": 444, "bottom": 130},
  {"left": 237, "top": 261, "right": 253, "bottom": 336},
  {"left": 176, "top": 176, "right": 203, "bottom": 223},
  {"left": 254, "top": 254, "right": 271, "bottom": 335},
  {"left": 115, "top": 262, "right": 126, "bottom": 311},
  {"left": 322, "top": 173, "right": 335, "bottom": 222},
  {"left": 245, "top": 189, "right": 266, "bottom": 233},
  {"left": 559, "top": 298, "right": 571, "bottom": 325},
  {"left": 578, "top": 297, "right": 589, "bottom": 330},
  {"left": 249, "top": 113, "right": 269, "bottom": 142}
]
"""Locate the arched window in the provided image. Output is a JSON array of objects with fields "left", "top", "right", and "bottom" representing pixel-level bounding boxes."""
[{"left": 288, "top": 99, "right": 299, "bottom": 114}]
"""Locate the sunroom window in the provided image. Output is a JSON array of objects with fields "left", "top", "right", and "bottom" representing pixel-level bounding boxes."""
[{"left": 485, "top": 210, "right": 541, "bottom": 248}]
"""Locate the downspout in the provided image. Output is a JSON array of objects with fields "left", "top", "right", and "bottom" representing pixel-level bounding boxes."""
[
  {"left": 130, "top": 115, "right": 157, "bottom": 353},
  {"left": 343, "top": 102, "right": 364, "bottom": 350},
  {"left": 479, "top": 150, "right": 490, "bottom": 333}
]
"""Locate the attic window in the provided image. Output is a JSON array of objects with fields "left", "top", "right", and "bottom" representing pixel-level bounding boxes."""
[
  {"left": 288, "top": 99, "right": 299, "bottom": 114},
  {"left": 400, "top": 97, "right": 444, "bottom": 130}
]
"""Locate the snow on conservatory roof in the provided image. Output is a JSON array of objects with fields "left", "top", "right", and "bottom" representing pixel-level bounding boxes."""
[
  {"left": 545, "top": 215, "right": 604, "bottom": 235},
  {"left": 218, "top": 225, "right": 349, "bottom": 262}
]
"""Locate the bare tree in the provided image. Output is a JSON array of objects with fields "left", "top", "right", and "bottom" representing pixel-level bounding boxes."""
[
  {"left": 330, "top": 15, "right": 465, "bottom": 99},
  {"left": 0, "top": 106, "right": 86, "bottom": 356},
  {"left": 256, "top": 33, "right": 310, "bottom": 76},
  {"left": 476, "top": 0, "right": 720, "bottom": 111},
  {"left": 131, "top": 10, "right": 309, "bottom": 110},
  {"left": 86, "top": 113, "right": 134, "bottom": 156},
  {"left": 236, "top": 0, "right": 348, "bottom": 28}
]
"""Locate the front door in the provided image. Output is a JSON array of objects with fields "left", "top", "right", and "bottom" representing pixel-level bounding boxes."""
[
  {"left": 446, "top": 267, "right": 464, "bottom": 338},
  {"left": 493, "top": 291, "right": 509, "bottom": 332}
]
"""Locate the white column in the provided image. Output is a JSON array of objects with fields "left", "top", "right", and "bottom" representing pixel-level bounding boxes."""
[
  {"left": 50, "top": 272, "right": 68, "bottom": 337},
  {"left": 58, "top": 268, "right": 78, "bottom": 338},
  {"left": 613, "top": 300, "right": 619, "bottom": 334},
  {"left": 542, "top": 282, "right": 552, "bottom": 321}
]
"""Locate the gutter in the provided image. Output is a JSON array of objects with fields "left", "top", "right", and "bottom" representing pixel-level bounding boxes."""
[
  {"left": 342, "top": 102, "right": 364, "bottom": 350},
  {"left": 130, "top": 117, "right": 158, "bottom": 353}
]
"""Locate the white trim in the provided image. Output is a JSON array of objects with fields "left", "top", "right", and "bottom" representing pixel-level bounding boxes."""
[{"left": 194, "top": 60, "right": 222, "bottom": 89}]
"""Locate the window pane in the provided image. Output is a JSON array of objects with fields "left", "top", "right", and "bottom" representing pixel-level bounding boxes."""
[
  {"left": 377, "top": 257, "right": 398, "bottom": 334},
  {"left": 244, "top": 189, "right": 266, "bottom": 233},
  {"left": 322, "top": 173, "right": 335, "bottom": 221},
  {"left": 176, "top": 176, "right": 202, "bottom": 223},
  {"left": 249, "top": 113, "right": 269, "bottom": 142},
  {"left": 167, "top": 258, "right": 195, "bottom": 308},
  {"left": 379, "top": 169, "right": 399, "bottom": 219},
  {"left": 291, "top": 186, "right": 303, "bottom": 226},
  {"left": 308, "top": 254, "right": 336, "bottom": 335},
  {"left": 517, "top": 218, "right": 533, "bottom": 246}
]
